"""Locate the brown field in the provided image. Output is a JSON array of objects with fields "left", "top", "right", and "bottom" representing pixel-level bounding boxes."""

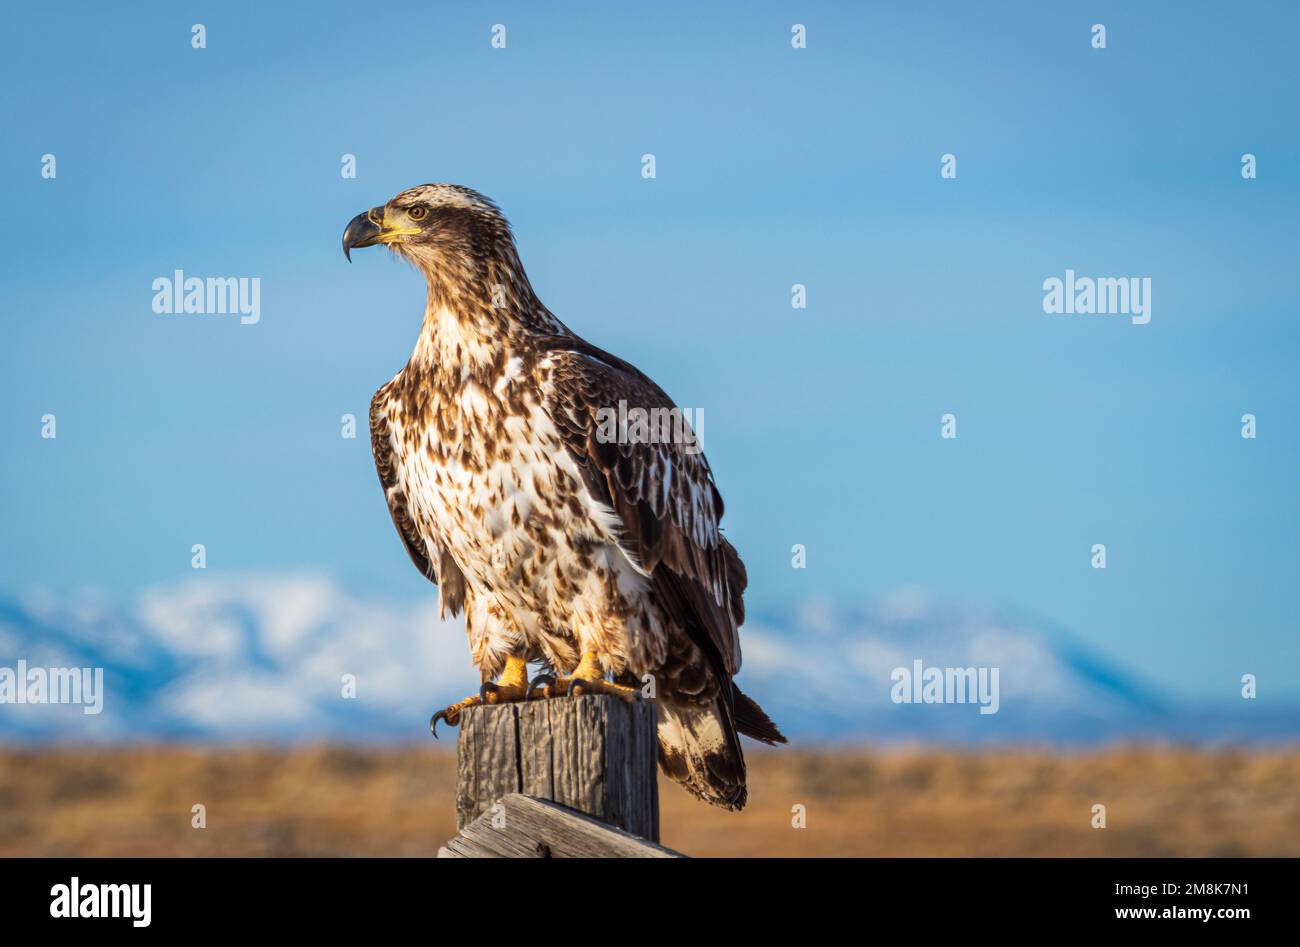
[{"left": 2, "top": 745, "right": 1298, "bottom": 857}]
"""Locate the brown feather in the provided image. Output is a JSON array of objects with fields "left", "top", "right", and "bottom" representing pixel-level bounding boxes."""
[{"left": 369, "top": 385, "right": 466, "bottom": 617}]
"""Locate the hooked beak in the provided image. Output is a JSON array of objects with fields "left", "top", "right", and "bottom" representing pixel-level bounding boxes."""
[
  {"left": 342, "top": 209, "right": 382, "bottom": 262},
  {"left": 342, "top": 207, "right": 422, "bottom": 261}
]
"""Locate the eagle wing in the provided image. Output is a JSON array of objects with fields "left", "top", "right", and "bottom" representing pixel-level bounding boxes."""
[
  {"left": 539, "top": 339, "right": 745, "bottom": 682},
  {"left": 369, "top": 384, "right": 466, "bottom": 617}
]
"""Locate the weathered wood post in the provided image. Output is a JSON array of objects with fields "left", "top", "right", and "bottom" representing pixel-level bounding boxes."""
[
  {"left": 458, "top": 694, "right": 658, "bottom": 839},
  {"left": 439, "top": 694, "right": 680, "bottom": 857}
]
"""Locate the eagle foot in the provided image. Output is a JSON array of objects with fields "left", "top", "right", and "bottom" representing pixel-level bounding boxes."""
[
  {"left": 431, "top": 657, "right": 534, "bottom": 737},
  {"left": 567, "top": 677, "right": 641, "bottom": 702},
  {"left": 429, "top": 696, "right": 480, "bottom": 738},
  {"left": 480, "top": 655, "right": 532, "bottom": 705},
  {"left": 529, "top": 651, "right": 640, "bottom": 702},
  {"left": 528, "top": 672, "right": 640, "bottom": 702},
  {"left": 480, "top": 678, "right": 531, "bottom": 704},
  {"left": 528, "top": 673, "right": 559, "bottom": 700}
]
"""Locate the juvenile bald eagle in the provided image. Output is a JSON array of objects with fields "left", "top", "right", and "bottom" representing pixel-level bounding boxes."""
[{"left": 343, "top": 184, "right": 784, "bottom": 809}]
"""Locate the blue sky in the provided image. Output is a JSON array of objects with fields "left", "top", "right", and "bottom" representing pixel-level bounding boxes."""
[{"left": 2, "top": 2, "right": 1297, "bottom": 702}]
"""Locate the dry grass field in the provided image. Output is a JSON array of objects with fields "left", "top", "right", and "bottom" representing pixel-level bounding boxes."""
[{"left": 2, "top": 745, "right": 1298, "bottom": 857}]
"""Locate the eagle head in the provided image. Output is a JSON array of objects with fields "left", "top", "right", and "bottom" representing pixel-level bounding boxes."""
[{"left": 342, "top": 183, "right": 514, "bottom": 269}]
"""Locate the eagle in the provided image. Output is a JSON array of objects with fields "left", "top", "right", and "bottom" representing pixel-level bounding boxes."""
[{"left": 342, "top": 184, "right": 785, "bottom": 809}]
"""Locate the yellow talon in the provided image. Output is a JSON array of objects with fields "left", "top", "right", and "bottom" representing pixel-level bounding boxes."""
[
  {"left": 431, "top": 656, "right": 533, "bottom": 738},
  {"left": 536, "top": 651, "right": 641, "bottom": 703},
  {"left": 480, "top": 655, "right": 531, "bottom": 703},
  {"left": 430, "top": 695, "right": 480, "bottom": 738}
]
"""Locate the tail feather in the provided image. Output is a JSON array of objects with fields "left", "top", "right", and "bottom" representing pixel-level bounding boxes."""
[
  {"left": 733, "top": 685, "right": 787, "bottom": 746},
  {"left": 656, "top": 699, "right": 748, "bottom": 810},
  {"left": 656, "top": 690, "right": 786, "bottom": 811}
]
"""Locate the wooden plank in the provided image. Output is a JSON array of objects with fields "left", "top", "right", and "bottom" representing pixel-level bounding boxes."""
[
  {"left": 455, "top": 694, "right": 659, "bottom": 841},
  {"left": 438, "top": 794, "right": 682, "bottom": 858},
  {"left": 454, "top": 695, "right": 521, "bottom": 830}
]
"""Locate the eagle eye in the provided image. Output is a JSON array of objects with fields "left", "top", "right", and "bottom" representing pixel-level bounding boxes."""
[{"left": 408, "top": 205, "right": 429, "bottom": 222}]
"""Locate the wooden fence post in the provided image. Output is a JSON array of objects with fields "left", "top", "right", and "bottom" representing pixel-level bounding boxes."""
[{"left": 445, "top": 694, "right": 669, "bottom": 855}]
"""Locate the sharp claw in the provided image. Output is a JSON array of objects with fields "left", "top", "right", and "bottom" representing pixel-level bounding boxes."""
[
  {"left": 567, "top": 678, "right": 592, "bottom": 697},
  {"left": 430, "top": 711, "right": 446, "bottom": 739},
  {"left": 527, "top": 673, "right": 558, "bottom": 699},
  {"left": 480, "top": 682, "right": 498, "bottom": 702}
]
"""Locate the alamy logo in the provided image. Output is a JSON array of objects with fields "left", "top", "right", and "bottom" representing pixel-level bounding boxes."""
[
  {"left": 595, "top": 400, "right": 704, "bottom": 455},
  {"left": 152, "top": 269, "right": 261, "bottom": 324},
  {"left": 0, "top": 660, "right": 103, "bottom": 714},
  {"left": 50, "top": 878, "right": 151, "bottom": 927},
  {"left": 1042, "top": 269, "right": 1151, "bottom": 325},
  {"left": 890, "top": 659, "right": 1000, "bottom": 715}
]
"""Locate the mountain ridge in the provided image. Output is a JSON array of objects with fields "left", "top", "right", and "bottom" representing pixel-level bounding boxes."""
[{"left": 1, "top": 575, "right": 1292, "bottom": 745}]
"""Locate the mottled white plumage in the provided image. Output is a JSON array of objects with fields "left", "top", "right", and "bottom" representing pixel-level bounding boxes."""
[{"left": 348, "top": 184, "right": 784, "bottom": 809}]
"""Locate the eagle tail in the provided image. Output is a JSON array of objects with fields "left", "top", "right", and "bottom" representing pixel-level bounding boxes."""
[
  {"left": 655, "top": 689, "right": 785, "bottom": 811},
  {"left": 656, "top": 700, "right": 749, "bottom": 810},
  {"left": 732, "top": 685, "right": 787, "bottom": 745}
]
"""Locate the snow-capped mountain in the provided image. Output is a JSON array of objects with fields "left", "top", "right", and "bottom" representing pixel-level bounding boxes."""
[{"left": 0, "top": 576, "right": 1291, "bottom": 744}]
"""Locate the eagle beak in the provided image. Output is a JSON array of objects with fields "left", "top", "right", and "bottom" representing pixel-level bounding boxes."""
[
  {"left": 342, "top": 209, "right": 383, "bottom": 262},
  {"left": 343, "top": 207, "right": 424, "bottom": 261}
]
